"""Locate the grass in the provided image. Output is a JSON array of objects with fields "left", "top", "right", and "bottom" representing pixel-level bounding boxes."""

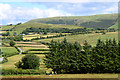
[
  {"left": 1, "top": 25, "right": 15, "bottom": 31},
  {"left": 15, "top": 43, "right": 48, "bottom": 48},
  {"left": 23, "top": 34, "right": 55, "bottom": 40},
  {"left": 33, "top": 32, "right": 118, "bottom": 46},
  {"left": 19, "top": 47, "right": 48, "bottom": 51},
  {"left": 23, "top": 33, "right": 71, "bottom": 40},
  {"left": 1, "top": 47, "right": 19, "bottom": 57},
  {"left": 2, "top": 74, "right": 119, "bottom": 78},
  {"left": 27, "top": 14, "right": 117, "bottom": 29},
  {"left": 2, "top": 14, "right": 117, "bottom": 36},
  {"left": 26, "top": 51, "right": 50, "bottom": 54},
  {"left": 7, "top": 23, "right": 82, "bottom": 36}
]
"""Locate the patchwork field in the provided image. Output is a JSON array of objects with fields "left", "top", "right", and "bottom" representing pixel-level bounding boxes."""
[
  {"left": 33, "top": 32, "right": 118, "bottom": 46},
  {"left": 15, "top": 41, "right": 48, "bottom": 48},
  {"left": 23, "top": 33, "right": 71, "bottom": 40}
]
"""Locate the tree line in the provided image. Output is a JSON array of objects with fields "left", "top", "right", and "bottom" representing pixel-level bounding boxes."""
[
  {"left": 22, "top": 27, "right": 91, "bottom": 34},
  {"left": 44, "top": 38, "right": 120, "bottom": 74}
]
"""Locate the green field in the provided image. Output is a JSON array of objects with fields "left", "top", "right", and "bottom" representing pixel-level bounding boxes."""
[
  {"left": 1, "top": 47, "right": 19, "bottom": 57},
  {"left": 33, "top": 32, "right": 118, "bottom": 46}
]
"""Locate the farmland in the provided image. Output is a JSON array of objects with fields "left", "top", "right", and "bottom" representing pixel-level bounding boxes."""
[
  {"left": 1, "top": 47, "right": 19, "bottom": 57},
  {"left": 0, "top": 13, "right": 119, "bottom": 78},
  {"left": 22, "top": 33, "right": 70, "bottom": 40},
  {"left": 1, "top": 31, "right": 118, "bottom": 70},
  {"left": 33, "top": 32, "right": 118, "bottom": 46}
]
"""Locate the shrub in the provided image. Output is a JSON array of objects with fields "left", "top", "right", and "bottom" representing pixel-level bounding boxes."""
[
  {"left": 15, "top": 54, "right": 40, "bottom": 69},
  {"left": 9, "top": 41, "right": 16, "bottom": 46}
]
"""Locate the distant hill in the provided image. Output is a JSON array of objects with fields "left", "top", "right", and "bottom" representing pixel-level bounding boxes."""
[
  {"left": 2, "top": 13, "right": 118, "bottom": 35},
  {"left": 27, "top": 14, "right": 118, "bottom": 29}
]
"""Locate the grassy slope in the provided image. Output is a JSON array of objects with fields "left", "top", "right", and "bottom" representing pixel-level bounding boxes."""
[
  {"left": 1, "top": 25, "right": 15, "bottom": 31},
  {"left": 109, "top": 22, "right": 118, "bottom": 29},
  {"left": 33, "top": 32, "right": 118, "bottom": 46},
  {"left": 27, "top": 14, "right": 118, "bottom": 29},
  {"left": 1, "top": 47, "right": 19, "bottom": 56},
  {"left": 2, "top": 14, "right": 118, "bottom": 35},
  {"left": 3, "top": 23, "right": 82, "bottom": 35}
]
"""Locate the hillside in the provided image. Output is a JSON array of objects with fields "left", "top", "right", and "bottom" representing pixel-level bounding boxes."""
[
  {"left": 2, "top": 23, "right": 82, "bottom": 35},
  {"left": 2, "top": 13, "right": 118, "bottom": 35},
  {"left": 27, "top": 14, "right": 118, "bottom": 29},
  {"left": 109, "top": 22, "right": 118, "bottom": 29}
]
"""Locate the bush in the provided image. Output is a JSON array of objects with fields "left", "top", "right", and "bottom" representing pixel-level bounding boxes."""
[
  {"left": 15, "top": 54, "right": 40, "bottom": 69},
  {"left": 9, "top": 41, "right": 16, "bottom": 46}
]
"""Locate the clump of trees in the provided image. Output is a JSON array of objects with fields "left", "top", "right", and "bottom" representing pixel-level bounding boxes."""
[
  {"left": 22, "top": 27, "right": 90, "bottom": 35},
  {"left": 2, "top": 32, "right": 10, "bottom": 36},
  {"left": 7, "top": 35, "right": 23, "bottom": 41},
  {"left": 44, "top": 38, "right": 120, "bottom": 74},
  {"left": 15, "top": 54, "right": 40, "bottom": 69}
]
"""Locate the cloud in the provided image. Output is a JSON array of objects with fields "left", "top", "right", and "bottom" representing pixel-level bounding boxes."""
[
  {"left": 1, "top": 0, "right": 119, "bottom": 2},
  {"left": 0, "top": 2, "right": 118, "bottom": 25},
  {"left": 0, "top": 3, "right": 72, "bottom": 24},
  {"left": 103, "top": 3, "right": 118, "bottom": 14}
]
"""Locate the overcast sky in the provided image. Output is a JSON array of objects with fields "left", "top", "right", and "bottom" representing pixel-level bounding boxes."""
[{"left": 0, "top": 0, "right": 119, "bottom": 25}]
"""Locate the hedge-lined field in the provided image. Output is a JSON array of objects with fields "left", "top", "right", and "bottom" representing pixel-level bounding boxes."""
[
  {"left": 1, "top": 47, "right": 19, "bottom": 57},
  {"left": 33, "top": 32, "right": 118, "bottom": 46}
]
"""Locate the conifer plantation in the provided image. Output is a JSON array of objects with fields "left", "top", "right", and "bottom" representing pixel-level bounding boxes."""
[{"left": 44, "top": 38, "right": 120, "bottom": 74}]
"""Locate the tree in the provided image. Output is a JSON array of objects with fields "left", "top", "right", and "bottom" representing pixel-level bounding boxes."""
[
  {"left": 44, "top": 29, "right": 47, "bottom": 35},
  {"left": 44, "top": 38, "right": 120, "bottom": 74},
  {"left": 9, "top": 41, "right": 16, "bottom": 47},
  {"left": 44, "top": 38, "right": 83, "bottom": 74},
  {"left": 15, "top": 54, "right": 40, "bottom": 69}
]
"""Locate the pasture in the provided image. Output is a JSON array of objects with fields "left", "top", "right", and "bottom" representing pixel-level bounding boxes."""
[
  {"left": 15, "top": 41, "right": 48, "bottom": 47},
  {"left": 23, "top": 33, "right": 71, "bottom": 40},
  {"left": 1, "top": 47, "right": 19, "bottom": 57},
  {"left": 33, "top": 32, "right": 118, "bottom": 46}
]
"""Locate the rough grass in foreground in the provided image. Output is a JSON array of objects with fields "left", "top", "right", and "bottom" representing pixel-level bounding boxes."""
[{"left": 2, "top": 74, "right": 118, "bottom": 78}]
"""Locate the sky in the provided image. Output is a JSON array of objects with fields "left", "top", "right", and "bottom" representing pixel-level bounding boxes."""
[{"left": 0, "top": 0, "right": 119, "bottom": 25}]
